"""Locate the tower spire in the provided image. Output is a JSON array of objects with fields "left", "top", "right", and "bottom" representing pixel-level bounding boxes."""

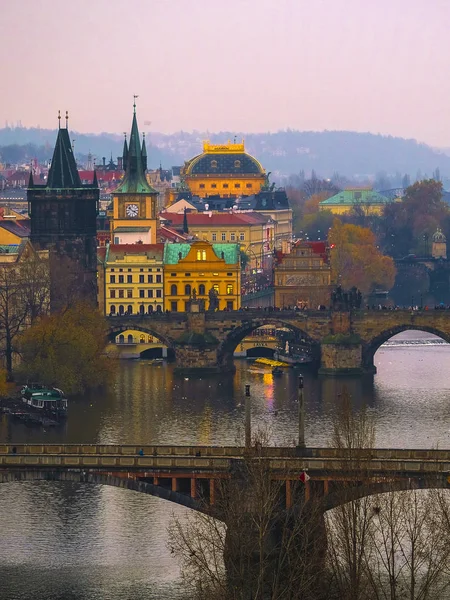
[
  {"left": 122, "top": 132, "right": 128, "bottom": 172},
  {"left": 141, "top": 132, "right": 147, "bottom": 171},
  {"left": 65, "top": 110, "right": 69, "bottom": 128},
  {"left": 58, "top": 110, "right": 61, "bottom": 129}
]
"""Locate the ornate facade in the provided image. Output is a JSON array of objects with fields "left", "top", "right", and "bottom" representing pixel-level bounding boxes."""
[{"left": 274, "top": 241, "right": 331, "bottom": 309}]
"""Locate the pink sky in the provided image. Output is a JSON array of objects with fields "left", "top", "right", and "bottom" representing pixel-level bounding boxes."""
[{"left": 2, "top": 0, "right": 450, "bottom": 146}]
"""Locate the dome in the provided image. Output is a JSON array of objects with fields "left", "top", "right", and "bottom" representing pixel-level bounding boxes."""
[
  {"left": 432, "top": 227, "right": 446, "bottom": 243},
  {"left": 184, "top": 140, "right": 265, "bottom": 176}
]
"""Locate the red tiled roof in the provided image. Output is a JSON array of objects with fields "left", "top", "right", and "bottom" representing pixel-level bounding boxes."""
[
  {"left": 108, "top": 243, "right": 164, "bottom": 254},
  {"left": 158, "top": 225, "right": 189, "bottom": 242},
  {"left": 160, "top": 211, "right": 267, "bottom": 226}
]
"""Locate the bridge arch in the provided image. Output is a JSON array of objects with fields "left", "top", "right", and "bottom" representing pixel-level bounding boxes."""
[
  {"left": 107, "top": 323, "right": 176, "bottom": 352},
  {"left": 0, "top": 470, "right": 210, "bottom": 515},
  {"left": 216, "top": 318, "right": 320, "bottom": 368},
  {"left": 324, "top": 477, "right": 449, "bottom": 512},
  {"left": 362, "top": 324, "right": 450, "bottom": 371}
]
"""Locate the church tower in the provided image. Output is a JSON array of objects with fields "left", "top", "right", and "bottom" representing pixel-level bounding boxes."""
[
  {"left": 110, "top": 101, "right": 158, "bottom": 244},
  {"left": 27, "top": 111, "right": 99, "bottom": 309}
]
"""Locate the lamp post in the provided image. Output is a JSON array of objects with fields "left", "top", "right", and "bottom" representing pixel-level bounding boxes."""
[{"left": 298, "top": 375, "right": 305, "bottom": 449}]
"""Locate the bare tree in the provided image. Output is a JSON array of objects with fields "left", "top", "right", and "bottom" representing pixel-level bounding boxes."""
[
  {"left": 169, "top": 432, "right": 327, "bottom": 600},
  {"left": 0, "top": 266, "right": 29, "bottom": 380}
]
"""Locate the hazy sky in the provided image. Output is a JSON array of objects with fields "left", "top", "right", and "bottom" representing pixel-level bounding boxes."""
[{"left": 2, "top": 0, "right": 450, "bottom": 146}]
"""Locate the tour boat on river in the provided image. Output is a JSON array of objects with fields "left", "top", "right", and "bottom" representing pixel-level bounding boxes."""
[{"left": 20, "top": 384, "right": 68, "bottom": 418}]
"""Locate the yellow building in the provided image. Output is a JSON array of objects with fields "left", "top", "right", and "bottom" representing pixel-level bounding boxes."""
[
  {"left": 110, "top": 106, "right": 159, "bottom": 244},
  {"left": 163, "top": 240, "right": 240, "bottom": 312},
  {"left": 182, "top": 140, "right": 266, "bottom": 199},
  {"left": 102, "top": 243, "right": 164, "bottom": 316},
  {"left": 319, "top": 188, "right": 392, "bottom": 215},
  {"left": 160, "top": 211, "right": 274, "bottom": 272},
  {"left": 0, "top": 219, "right": 31, "bottom": 245}
]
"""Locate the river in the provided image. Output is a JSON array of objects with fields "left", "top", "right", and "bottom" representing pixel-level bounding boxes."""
[{"left": 0, "top": 331, "right": 449, "bottom": 599}]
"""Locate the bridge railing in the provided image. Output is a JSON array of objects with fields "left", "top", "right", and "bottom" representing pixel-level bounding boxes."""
[{"left": 1, "top": 445, "right": 450, "bottom": 461}]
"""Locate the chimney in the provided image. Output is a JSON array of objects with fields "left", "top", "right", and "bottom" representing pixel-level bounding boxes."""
[{"left": 102, "top": 157, "right": 106, "bottom": 167}]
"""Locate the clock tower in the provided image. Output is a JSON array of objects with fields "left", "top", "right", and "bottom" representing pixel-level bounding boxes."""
[{"left": 111, "top": 102, "right": 158, "bottom": 244}]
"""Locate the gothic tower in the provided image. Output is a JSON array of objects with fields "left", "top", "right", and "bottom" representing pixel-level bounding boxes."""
[
  {"left": 27, "top": 113, "right": 99, "bottom": 309},
  {"left": 110, "top": 102, "right": 158, "bottom": 244}
]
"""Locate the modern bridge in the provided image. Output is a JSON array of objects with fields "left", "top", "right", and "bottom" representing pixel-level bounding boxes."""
[
  {"left": 106, "top": 308, "right": 450, "bottom": 375},
  {"left": 1, "top": 444, "right": 449, "bottom": 517}
]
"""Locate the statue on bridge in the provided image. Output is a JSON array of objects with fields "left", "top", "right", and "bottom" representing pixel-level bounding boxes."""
[
  {"left": 208, "top": 287, "right": 219, "bottom": 312},
  {"left": 331, "top": 285, "right": 362, "bottom": 311}
]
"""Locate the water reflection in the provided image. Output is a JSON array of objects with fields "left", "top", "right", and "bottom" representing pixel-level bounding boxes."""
[{"left": 1, "top": 331, "right": 450, "bottom": 599}]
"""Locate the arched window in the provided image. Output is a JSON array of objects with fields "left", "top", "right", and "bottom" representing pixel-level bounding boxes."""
[
  {"left": 127, "top": 334, "right": 133, "bottom": 344},
  {"left": 119, "top": 305, "right": 124, "bottom": 315},
  {"left": 234, "top": 159, "right": 241, "bottom": 168},
  {"left": 170, "top": 284, "right": 178, "bottom": 295},
  {"left": 148, "top": 305, "right": 153, "bottom": 313},
  {"left": 185, "top": 284, "right": 191, "bottom": 296},
  {"left": 156, "top": 305, "right": 162, "bottom": 312},
  {"left": 118, "top": 334, "right": 125, "bottom": 344},
  {"left": 139, "top": 304, "right": 145, "bottom": 314},
  {"left": 211, "top": 159, "right": 218, "bottom": 168},
  {"left": 127, "top": 305, "right": 133, "bottom": 314},
  {"left": 140, "top": 335, "right": 145, "bottom": 343},
  {"left": 110, "top": 305, "right": 116, "bottom": 314},
  {"left": 199, "top": 284, "right": 205, "bottom": 296}
]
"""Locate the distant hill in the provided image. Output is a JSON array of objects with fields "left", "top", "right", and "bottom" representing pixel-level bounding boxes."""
[{"left": 1, "top": 127, "right": 450, "bottom": 181}]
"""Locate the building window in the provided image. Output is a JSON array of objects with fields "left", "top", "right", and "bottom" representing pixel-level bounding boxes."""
[
  {"left": 110, "top": 305, "right": 116, "bottom": 314},
  {"left": 139, "top": 275, "right": 144, "bottom": 283},
  {"left": 234, "top": 160, "right": 241, "bottom": 168},
  {"left": 185, "top": 273, "right": 191, "bottom": 276},
  {"left": 119, "top": 290, "right": 124, "bottom": 298},
  {"left": 227, "top": 284, "right": 234, "bottom": 295},
  {"left": 148, "top": 268, "right": 152, "bottom": 272},
  {"left": 213, "top": 284, "right": 219, "bottom": 294},
  {"left": 211, "top": 160, "right": 218, "bottom": 168},
  {"left": 199, "top": 284, "right": 205, "bottom": 295},
  {"left": 223, "top": 183, "right": 229, "bottom": 189},
  {"left": 139, "top": 289, "right": 145, "bottom": 298},
  {"left": 156, "top": 275, "right": 161, "bottom": 283},
  {"left": 211, "top": 183, "right": 217, "bottom": 189},
  {"left": 171, "top": 273, "right": 176, "bottom": 276},
  {"left": 110, "top": 275, "right": 116, "bottom": 283},
  {"left": 227, "top": 272, "right": 233, "bottom": 276},
  {"left": 234, "top": 183, "right": 241, "bottom": 188},
  {"left": 127, "top": 275, "right": 132, "bottom": 283},
  {"left": 239, "top": 232, "right": 245, "bottom": 241},
  {"left": 127, "top": 289, "right": 132, "bottom": 298},
  {"left": 226, "top": 300, "right": 234, "bottom": 310},
  {"left": 171, "top": 301, "right": 178, "bottom": 312},
  {"left": 230, "top": 232, "right": 236, "bottom": 241},
  {"left": 127, "top": 306, "right": 133, "bottom": 316},
  {"left": 157, "top": 268, "right": 161, "bottom": 272},
  {"left": 139, "top": 268, "right": 143, "bottom": 272},
  {"left": 246, "top": 183, "right": 252, "bottom": 189},
  {"left": 118, "top": 334, "right": 125, "bottom": 344},
  {"left": 185, "top": 284, "right": 191, "bottom": 296},
  {"left": 212, "top": 233, "right": 217, "bottom": 241},
  {"left": 118, "top": 275, "right": 124, "bottom": 283},
  {"left": 220, "top": 232, "right": 225, "bottom": 241},
  {"left": 148, "top": 290, "right": 153, "bottom": 298},
  {"left": 119, "top": 269, "right": 123, "bottom": 272},
  {"left": 139, "top": 305, "right": 145, "bottom": 315},
  {"left": 196, "top": 250, "right": 206, "bottom": 261},
  {"left": 119, "top": 305, "right": 124, "bottom": 315},
  {"left": 148, "top": 306, "right": 153, "bottom": 314},
  {"left": 148, "top": 275, "right": 153, "bottom": 283},
  {"left": 170, "top": 284, "right": 178, "bottom": 295},
  {"left": 110, "top": 268, "right": 115, "bottom": 272},
  {"left": 156, "top": 289, "right": 162, "bottom": 298},
  {"left": 110, "top": 290, "right": 116, "bottom": 298},
  {"left": 199, "top": 184, "right": 205, "bottom": 189}
]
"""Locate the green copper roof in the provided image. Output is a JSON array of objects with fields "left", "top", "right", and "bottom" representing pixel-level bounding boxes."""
[
  {"left": 163, "top": 243, "right": 240, "bottom": 265},
  {"left": 320, "top": 189, "right": 391, "bottom": 206},
  {"left": 115, "top": 110, "right": 156, "bottom": 195},
  {"left": 212, "top": 243, "right": 240, "bottom": 264},
  {"left": 46, "top": 128, "right": 82, "bottom": 189},
  {"left": 164, "top": 243, "right": 191, "bottom": 264}
]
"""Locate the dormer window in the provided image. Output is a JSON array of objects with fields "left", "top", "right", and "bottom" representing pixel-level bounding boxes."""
[
  {"left": 211, "top": 160, "right": 218, "bottom": 168},
  {"left": 234, "top": 160, "right": 241, "bottom": 168}
]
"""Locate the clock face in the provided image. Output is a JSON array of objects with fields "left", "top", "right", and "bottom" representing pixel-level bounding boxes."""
[{"left": 126, "top": 204, "right": 139, "bottom": 218}]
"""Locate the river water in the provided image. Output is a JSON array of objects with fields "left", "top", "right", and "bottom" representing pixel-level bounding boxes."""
[{"left": 1, "top": 331, "right": 450, "bottom": 600}]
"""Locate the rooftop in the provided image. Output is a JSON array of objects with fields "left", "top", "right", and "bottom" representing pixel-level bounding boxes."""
[
  {"left": 320, "top": 188, "right": 391, "bottom": 206},
  {"left": 163, "top": 242, "right": 240, "bottom": 265}
]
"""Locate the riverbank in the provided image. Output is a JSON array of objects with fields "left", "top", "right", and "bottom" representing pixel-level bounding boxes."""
[{"left": 0, "top": 395, "right": 61, "bottom": 427}]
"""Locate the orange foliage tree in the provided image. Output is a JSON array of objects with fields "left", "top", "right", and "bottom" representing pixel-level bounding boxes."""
[{"left": 329, "top": 219, "right": 396, "bottom": 295}]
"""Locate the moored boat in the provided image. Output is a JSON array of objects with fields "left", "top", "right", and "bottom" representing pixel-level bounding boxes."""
[
  {"left": 272, "top": 367, "right": 283, "bottom": 376},
  {"left": 21, "top": 384, "right": 68, "bottom": 418}
]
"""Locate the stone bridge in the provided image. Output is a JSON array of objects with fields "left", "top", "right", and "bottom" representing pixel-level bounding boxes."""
[
  {"left": 106, "top": 309, "right": 450, "bottom": 375},
  {"left": 1, "top": 445, "right": 449, "bottom": 517}
]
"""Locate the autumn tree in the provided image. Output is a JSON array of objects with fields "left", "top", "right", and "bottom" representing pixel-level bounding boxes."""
[
  {"left": 303, "top": 191, "right": 335, "bottom": 215},
  {"left": 17, "top": 303, "right": 113, "bottom": 395},
  {"left": 329, "top": 219, "right": 396, "bottom": 295}
]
